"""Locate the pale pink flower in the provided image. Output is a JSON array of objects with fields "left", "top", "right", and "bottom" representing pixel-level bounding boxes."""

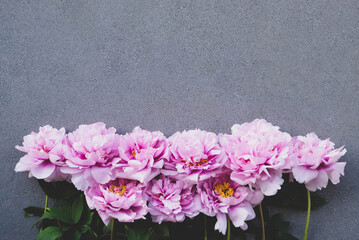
[
  {"left": 290, "top": 133, "right": 346, "bottom": 191},
  {"left": 220, "top": 119, "right": 292, "bottom": 196},
  {"left": 146, "top": 176, "right": 201, "bottom": 223},
  {"left": 15, "top": 125, "right": 68, "bottom": 182},
  {"left": 61, "top": 122, "right": 120, "bottom": 191},
  {"left": 162, "top": 129, "right": 227, "bottom": 183},
  {"left": 112, "top": 127, "right": 167, "bottom": 183},
  {"left": 198, "top": 174, "right": 263, "bottom": 235},
  {"left": 85, "top": 179, "right": 147, "bottom": 225}
]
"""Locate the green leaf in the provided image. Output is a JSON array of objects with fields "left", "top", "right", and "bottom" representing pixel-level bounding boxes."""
[
  {"left": 71, "top": 195, "right": 83, "bottom": 223},
  {"left": 125, "top": 224, "right": 151, "bottom": 240},
  {"left": 267, "top": 213, "right": 299, "bottom": 240},
  {"left": 62, "top": 229, "right": 81, "bottom": 240},
  {"left": 72, "top": 230, "right": 81, "bottom": 240},
  {"left": 36, "top": 226, "right": 62, "bottom": 240},
  {"left": 49, "top": 207, "right": 73, "bottom": 224},
  {"left": 62, "top": 224, "right": 72, "bottom": 232},
  {"left": 86, "top": 212, "right": 94, "bottom": 225},
  {"left": 103, "top": 223, "right": 111, "bottom": 234},
  {"left": 156, "top": 223, "right": 169, "bottom": 238},
  {"left": 40, "top": 212, "right": 56, "bottom": 221},
  {"left": 311, "top": 195, "right": 329, "bottom": 210},
  {"left": 46, "top": 201, "right": 74, "bottom": 224},
  {"left": 23, "top": 206, "right": 44, "bottom": 217},
  {"left": 81, "top": 225, "right": 90, "bottom": 234},
  {"left": 38, "top": 180, "right": 80, "bottom": 200}
]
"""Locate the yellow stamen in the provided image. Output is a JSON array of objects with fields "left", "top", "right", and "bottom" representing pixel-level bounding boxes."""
[
  {"left": 187, "top": 159, "right": 209, "bottom": 167},
  {"left": 214, "top": 182, "right": 234, "bottom": 198},
  {"left": 196, "top": 159, "right": 209, "bottom": 166},
  {"left": 109, "top": 184, "right": 127, "bottom": 196},
  {"left": 131, "top": 151, "right": 136, "bottom": 158}
]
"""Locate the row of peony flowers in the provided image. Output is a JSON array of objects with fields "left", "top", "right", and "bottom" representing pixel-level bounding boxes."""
[{"left": 15, "top": 119, "right": 346, "bottom": 235}]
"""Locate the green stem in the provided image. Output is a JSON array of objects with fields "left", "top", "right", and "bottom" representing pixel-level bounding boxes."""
[
  {"left": 44, "top": 195, "right": 48, "bottom": 213},
  {"left": 40, "top": 195, "right": 49, "bottom": 232},
  {"left": 303, "top": 190, "right": 311, "bottom": 240},
  {"left": 227, "top": 214, "right": 231, "bottom": 240},
  {"left": 110, "top": 219, "right": 115, "bottom": 240},
  {"left": 259, "top": 203, "right": 265, "bottom": 240},
  {"left": 204, "top": 215, "right": 208, "bottom": 240}
]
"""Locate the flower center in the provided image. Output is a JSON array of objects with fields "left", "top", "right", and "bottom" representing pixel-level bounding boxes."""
[
  {"left": 131, "top": 151, "right": 136, "bottom": 158},
  {"left": 186, "top": 159, "right": 209, "bottom": 167},
  {"left": 108, "top": 184, "right": 127, "bottom": 196},
  {"left": 214, "top": 182, "right": 234, "bottom": 198}
]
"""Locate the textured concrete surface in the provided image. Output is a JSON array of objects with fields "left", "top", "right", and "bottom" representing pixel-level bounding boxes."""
[{"left": 1, "top": 0, "right": 358, "bottom": 239}]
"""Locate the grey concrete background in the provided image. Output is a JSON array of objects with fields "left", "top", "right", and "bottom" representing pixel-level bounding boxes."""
[{"left": 1, "top": 0, "right": 358, "bottom": 239}]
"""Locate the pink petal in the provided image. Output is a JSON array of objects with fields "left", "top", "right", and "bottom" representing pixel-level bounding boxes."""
[
  {"left": 306, "top": 170, "right": 329, "bottom": 191},
  {"left": 91, "top": 166, "right": 112, "bottom": 184},
  {"left": 228, "top": 203, "right": 255, "bottom": 230},
  {"left": 14, "top": 155, "right": 35, "bottom": 172},
  {"left": 98, "top": 211, "right": 112, "bottom": 225},
  {"left": 49, "top": 154, "right": 61, "bottom": 163},
  {"left": 292, "top": 166, "right": 318, "bottom": 184},
  {"left": 214, "top": 212, "right": 227, "bottom": 235},
  {"left": 257, "top": 174, "right": 284, "bottom": 196},
  {"left": 328, "top": 162, "right": 346, "bottom": 184},
  {"left": 71, "top": 173, "right": 88, "bottom": 191},
  {"left": 31, "top": 162, "right": 55, "bottom": 179}
]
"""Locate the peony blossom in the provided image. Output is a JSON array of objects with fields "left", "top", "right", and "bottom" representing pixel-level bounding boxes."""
[
  {"left": 198, "top": 174, "right": 263, "bottom": 235},
  {"left": 15, "top": 125, "right": 69, "bottom": 182},
  {"left": 112, "top": 127, "right": 167, "bottom": 183},
  {"left": 85, "top": 178, "right": 147, "bottom": 225},
  {"left": 61, "top": 122, "right": 120, "bottom": 191},
  {"left": 220, "top": 119, "right": 292, "bottom": 196},
  {"left": 146, "top": 176, "right": 201, "bottom": 223},
  {"left": 162, "top": 129, "right": 227, "bottom": 184},
  {"left": 289, "top": 133, "right": 346, "bottom": 191}
]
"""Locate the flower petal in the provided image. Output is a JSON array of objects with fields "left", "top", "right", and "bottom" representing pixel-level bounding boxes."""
[
  {"left": 214, "top": 212, "right": 227, "bottom": 235},
  {"left": 91, "top": 166, "right": 112, "bottom": 184},
  {"left": 31, "top": 162, "right": 55, "bottom": 179},
  {"left": 306, "top": 170, "right": 329, "bottom": 191},
  {"left": 292, "top": 166, "right": 318, "bottom": 184}
]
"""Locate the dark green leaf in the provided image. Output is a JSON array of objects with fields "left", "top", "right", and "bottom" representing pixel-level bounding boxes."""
[
  {"left": 81, "top": 225, "right": 90, "bottom": 234},
  {"left": 38, "top": 180, "right": 80, "bottom": 200},
  {"left": 23, "top": 206, "right": 44, "bottom": 217},
  {"left": 156, "top": 223, "right": 169, "bottom": 238},
  {"left": 62, "top": 224, "right": 72, "bottom": 232},
  {"left": 267, "top": 213, "right": 299, "bottom": 240},
  {"left": 48, "top": 201, "right": 73, "bottom": 224},
  {"left": 73, "top": 230, "right": 81, "bottom": 240},
  {"left": 71, "top": 195, "right": 83, "bottom": 223},
  {"left": 284, "top": 234, "right": 299, "bottom": 240},
  {"left": 125, "top": 224, "right": 151, "bottom": 240},
  {"left": 103, "top": 223, "right": 111, "bottom": 234},
  {"left": 62, "top": 229, "right": 81, "bottom": 240},
  {"left": 36, "top": 226, "right": 62, "bottom": 240},
  {"left": 49, "top": 208, "right": 73, "bottom": 224},
  {"left": 311, "top": 195, "right": 329, "bottom": 210},
  {"left": 86, "top": 212, "right": 94, "bottom": 225},
  {"left": 40, "top": 212, "right": 56, "bottom": 221}
]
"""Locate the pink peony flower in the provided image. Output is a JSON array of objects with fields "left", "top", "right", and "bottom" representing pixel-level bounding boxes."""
[
  {"left": 15, "top": 125, "right": 69, "bottom": 182},
  {"left": 61, "top": 122, "right": 120, "bottom": 191},
  {"left": 220, "top": 119, "right": 292, "bottom": 196},
  {"left": 146, "top": 176, "right": 201, "bottom": 224},
  {"left": 85, "top": 178, "right": 148, "bottom": 225},
  {"left": 112, "top": 127, "right": 167, "bottom": 183},
  {"left": 162, "top": 129, "right": 227, "bottom": 184},
  {"left": 198, "top": 174, "right": 263, "bottom": 235},
  {"left": 289, "top": 133, "right": 346, "bottom": 191}
]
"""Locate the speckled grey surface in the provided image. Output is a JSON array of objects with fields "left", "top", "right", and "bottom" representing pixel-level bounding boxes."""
[{"left": 1, "top": 0, "right": 358, "bottom": 239}]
